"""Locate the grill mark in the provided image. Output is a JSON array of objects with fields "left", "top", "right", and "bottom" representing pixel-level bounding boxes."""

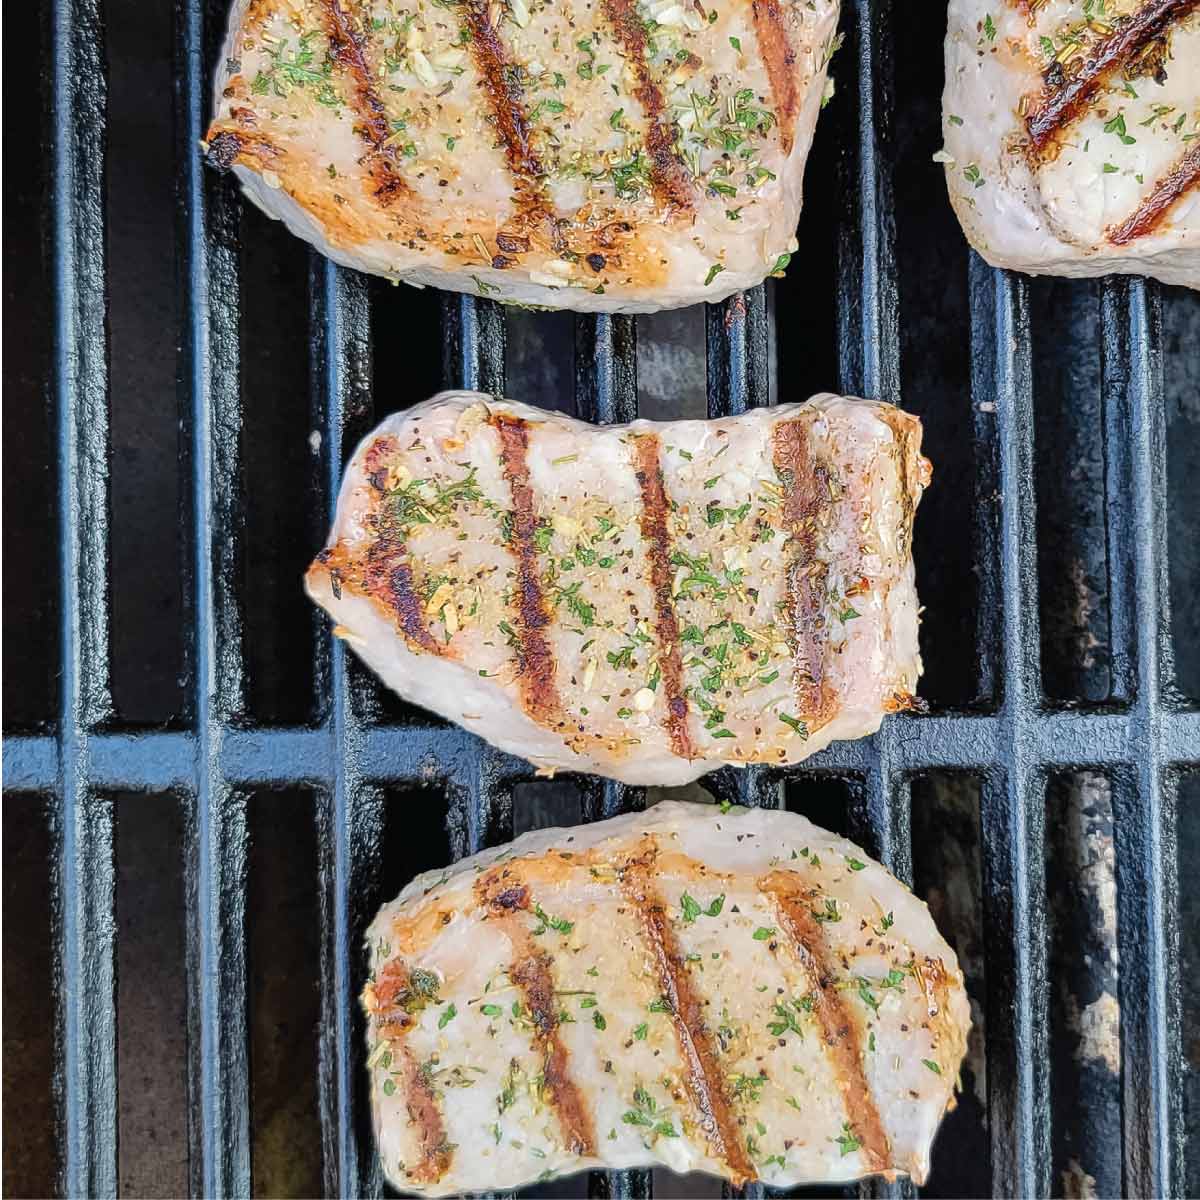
[
  {"left": 473, "top": 873, "right": 597, "bottom": 1156},
  {"left": 600, "top": 0, "right": 695, "bottom": 213},
  {"left": 397, "top": 1045, "right": 455, "bottom": 1184},
  {"left": 366, "top": 960, "right": 454, "bottom": 1183},
  {"left": 632, "top": 435, "right": 695, "bottom": 760},
  {"left": 751, "top": 0, "right": 800, "bottom": 155},
  {"left": 1108, "top": 141, "right": 1200, "bottom": 244},
  {"left": 620, "top": 854, "right": 757, "bottom": 1185},
  {"left": 365, "top": 548, "right": 445, "bottom": 655},
  {"left": 510, "top": 944, "right": 598, "bottom": 1156},
  {"left": 491, "top": 414, "right": 565, "bottom": 727},
  {"left": 202, "top": 127, "right": 281, "bottom": 172},
  {"left": 773, "top": 419, "right": 834, "bottom": 730},
  {"left": 1025, "top": 0, "right": 1198, "bottom": 152},
  {"left": 759, "top": 871, "right": 891, "bottom": 1173},
  {"left": 313, "top": 541, "right": 444, "bottom": 656},
  {"left": 462, "top": 0, "right": 549, "bottom": 221},
  {"left": 320, "top": 0, "right": 410, "bottom": 204}
]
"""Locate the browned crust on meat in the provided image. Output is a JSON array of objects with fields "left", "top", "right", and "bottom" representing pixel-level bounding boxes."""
[
  {"left": 600, "top": 0, "right": 695, "bottom": 214},
  {"left": 509, "top": 945, "right": 598, "bottom": 1155},
  {"left": 631, "top": 435, "right": 696, "bottom": 761},
  {"left": 620, "top": 849, "right": 758, "bottom": 1186},
  {"left": 473, "top": 872, "right": 597, "bottom": 1156},
  {"left": 1108, "top": 141, "right": 1200, "bottom": 244},
  {"left": 309, "top": 435, "right": 447, "bottom": 655},
  {"left": 397, "top": 1044, "right": 455, "bottom": 1184},
  {"left": 318, "top": 0, "right": 411, "bottom": 204},
  {"left": 773, "top": 418, "right": 835, "bottom": 731},
  {"left": 365, "top": 954, "right": 462, "bottom": 1184},
  {"left": 752, "top": 0, "right": 800, "bottom": 155},
  {"left": 1025, "top": 0, "right": 1199, "bottom": 153},
  {"left": 312, "top": 542, "right": 445, "bottom": 656},
  {"left": 462, "top": 0, "right": 549, "bottom": 223},
  {"left": 873, "top": 407, "right": 928, "bottom": 561},
  {"left": 491, "top": 414, "right": 566, "bottom": 728},
  {"left": 759, "top": 870, "right": 891, "bottom": 1174},
  {"left": 202, "top": 127, "right": 282, "bottom": 172}
]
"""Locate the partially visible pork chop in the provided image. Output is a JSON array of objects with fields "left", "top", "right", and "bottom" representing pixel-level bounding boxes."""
[
  {"left": 204, "top": 0, "right": 841, "bottom": 311},
  {"left": 943, "top": 0, "right": 1199, "bottom": 289},
  {"left": 306, "top": 391, "right": 929, "bottom": 785},
  {"left": 362, "top": 800, "right": 971, "bottom": 1195}
]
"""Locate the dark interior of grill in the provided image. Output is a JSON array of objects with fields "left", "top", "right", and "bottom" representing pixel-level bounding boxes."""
[{"left": 3, "top": 0, "right": 1199, "bottom": 1197}]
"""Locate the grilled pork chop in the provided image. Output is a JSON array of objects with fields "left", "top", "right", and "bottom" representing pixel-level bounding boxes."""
[
  {"left": 942, "top": 0, "right": 1199, "bottom": 289},
  {"left": 306, "top": 392, "right": 928, "bottom": 786},
  {"left": 362, "top": 800, "right": 970, "bottom": 1194},
  {"left": 203, "top": 0, "right": 841, "bottom": 312}
]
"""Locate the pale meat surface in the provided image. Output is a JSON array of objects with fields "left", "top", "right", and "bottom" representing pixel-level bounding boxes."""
[
  {"left": 306, "top": 391, "right": 928, "bottom": 785},
  {"left": 942, "top": 0, "right": 1199, "bottom": 289},
  {"left": 204, "top": 0, "right": 840, "bottom": 311},
  {"left": 362, "top": 800, "right": 971, "bottom": 1195}
]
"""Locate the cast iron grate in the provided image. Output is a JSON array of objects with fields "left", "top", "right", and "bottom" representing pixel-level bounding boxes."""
[{"left": 5, "top": 0, "right": 1196, "bottom": 1196}]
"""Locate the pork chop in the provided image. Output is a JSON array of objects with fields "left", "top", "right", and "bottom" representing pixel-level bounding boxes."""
[
  {"left": 306, "top": 391, "right": 928, "bottom": 785},
  {"left": 203, "top": 0, "right": 841, "bottom": 311},
  {"left": 362, "top": 800, "right": 971, "bottom": 1194},
  {"left": 942, "top": 0, "right": 1199, "bottom": 289}
]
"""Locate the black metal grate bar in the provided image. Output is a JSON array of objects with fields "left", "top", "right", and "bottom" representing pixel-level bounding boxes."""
[
  {"left": 11, "top": 705, "right": 1198, "bottom": 794},
  {"left": 178, "top": 0, "right": 253, "bottom": 1193},
  {"left": 311, "top": 258, "right": 385, "bottom": 1200},
  {"left": 51, "top": 2, "right": 117, "bottom": 1192},
  {"left": 1099, "top": 280, "right": 1183, "bottom": 1199},
  {"left": 970, "top": 259, "right": 1050, "bottom": 1199}
]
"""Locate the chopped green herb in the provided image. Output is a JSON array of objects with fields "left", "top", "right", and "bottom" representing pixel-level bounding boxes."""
[
  {"left": 532, "top": 903, "right": 574, "bottom": 936},
  {"left": 1103, "top": 112, "right": 1136, "bottom": 145},
  {"left": 835, "top": 1122, "right": 861, "bottom": 1156},
  {"left": 982, "top": 12, "right": 996, "bottom": 40},
  {"left": 529, "top": 97, "right": 566, "bottom": 122},
  {"left": 438, "top": 1003, "right": 458, "bottom": 1029},
  {"left": 752, "top": 926, "right": 777, "bottom": 940},
  {"left": 593, "top": 1012, "right": 607, "bottom": 1030},
  {"left": 680, "top": 891, "right": 725, "bottom": 923},
  {"left": 633, "top": 1022, "right": 648, "bottom": 1040},
  {"left": 729, "top": 35, "right": 741, "bottom": 50},
  {"left": 767, "top": 997, "right": 806, "bottom": 1038},
  {"left": 922, "top": 1059, "right": 942, "bottom": 1075},
  {"left": 846, "top": 857, "right": 866, "bottom": 871},
  {"left": 704, "top": 263, "right": 726, "bottom": 287},
  {"left": 779, "top": 713, "right": 808, "bottom": 738},
  {"left": 481, "top": 1003, "right": 502, "bottom": 1017}
]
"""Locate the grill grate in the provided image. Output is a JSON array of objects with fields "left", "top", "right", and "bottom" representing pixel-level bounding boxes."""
[{"left": 5, "top": 0, "right": 1196, "bottom": 1196}]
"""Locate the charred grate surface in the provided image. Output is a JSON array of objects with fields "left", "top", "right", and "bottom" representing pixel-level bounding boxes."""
[{"left": 4, "top": 0, "right": 1195, "bottom": 1197}]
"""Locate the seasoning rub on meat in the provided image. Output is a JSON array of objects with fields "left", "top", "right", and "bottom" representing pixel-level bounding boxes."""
[
  {"left": 306, "top": 391, "right": 929, "bottom": 786},
  {"left": 203, "top": 0, "right": 841, "bottom": 311},
  {"left": 942, "top": 0, "right": 1199, "bottom": 289},
  {"left": 362, "top": 801, "right": 971, "bottom": 1194}
]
